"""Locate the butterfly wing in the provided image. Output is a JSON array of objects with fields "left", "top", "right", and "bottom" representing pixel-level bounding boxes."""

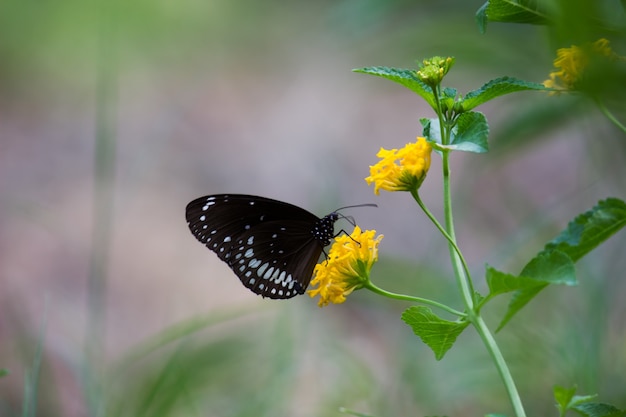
[
  {"left": 185, "top": 194, "right": 327, "bottom": 299},
  {"left": 225, "top": 219, "right": 324, "bottom": 298}
]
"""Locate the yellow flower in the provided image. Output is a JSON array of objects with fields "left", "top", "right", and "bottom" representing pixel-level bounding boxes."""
[
  {"left": 544, "top": 38, "right": 621, "bottom": 93},
  {"left": 365, "top": 137, "right": 432, "bottom": 195},
  {"left": 308, "top": 226, "right": 383, "bottom": 307}
]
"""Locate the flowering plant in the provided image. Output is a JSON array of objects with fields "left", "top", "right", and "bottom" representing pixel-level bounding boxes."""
[{"left": 308, "top": 48, "right": 626, "bottom": 417}]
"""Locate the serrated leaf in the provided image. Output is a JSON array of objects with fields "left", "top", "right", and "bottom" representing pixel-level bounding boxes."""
[
  {"left": 497, "top": 199, "right": 625, "bottom": 330},
  {"left": 485, "top": 266, "right": 545, "bottom": 297},
  {"left": 554, "top": 385, "right": 583, "bottom": 411},
  {"left": 475, "top": 0, "right": 550, "bottom": 33},
  {"left": 421, "top": 112, "right": 489, "bottom": 153},
  {"left": 573, "top": 403, "right": 626, "bottom": 417},
  {"left": 461, "top": 77, "right": 547, "bottom": 111},
  {"left": 420, "top": 118, "right": 440, "bottom": 144},
  {"left": 544, "top": 198, "right": 626, "bottom": 262},
  {"left": 449, "top": 111, "right": 489, "bottom": 153},
  {"left": 442, "top": 87, "right": 458, "bottom": 98},
  {"left": 401, "top": 306, "right": 469, "bottom": 360},
  {"left": 554, "top": 387, "right": 624, "bottom": 417},
  {"left": 520, "top": 250, "right": 577, "bottom": 285},
  {"left": 497, "top": 250, "right": 576, "bottom": 331},
  {"left": 353, "top": 66, "right": 436, "bottom": 109},
  {"left": 473, "top": 290, "right": 486, "bottom": 306},
  {"left": 475, "top": 2, "right": 490, "bottom": 33},
  {"left": 571, "top": 394, "right": 602, "bottom": 408}
]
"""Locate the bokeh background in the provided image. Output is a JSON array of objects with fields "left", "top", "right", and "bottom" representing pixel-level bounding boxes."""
[{"left": 1, "top": 0, "right": 625, "bottom": 416}]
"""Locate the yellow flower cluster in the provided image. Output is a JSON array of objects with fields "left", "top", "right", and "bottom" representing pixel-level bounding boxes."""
[
  {"left": 308, "top": 226, "right": 383, "bottom": 307},
  {"left": 544, "top": 38, "right": 620, "bottom": 92},
  {"left": 365, "top": 137, "right": 432, "bottom": 195}
]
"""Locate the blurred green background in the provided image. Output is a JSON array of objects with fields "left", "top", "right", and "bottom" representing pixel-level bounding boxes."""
[{"left": 1, "top": 0, "right": 625, "bottom": 416}]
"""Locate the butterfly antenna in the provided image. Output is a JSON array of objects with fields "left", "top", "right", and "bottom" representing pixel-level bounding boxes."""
[
  {"left": 336, "top": 213, "right": 357, "bottom": 226},
  {"left": 334, "top": 203, "right": 377, "bottom": 212}
]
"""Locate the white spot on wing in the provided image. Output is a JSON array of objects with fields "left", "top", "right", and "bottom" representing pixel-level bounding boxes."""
[
  {"left": 263, "top": 266, "right": 275, "bottom": 279},
  {"left": 270, "top": 268, "right": 280, "bottom": 282}
]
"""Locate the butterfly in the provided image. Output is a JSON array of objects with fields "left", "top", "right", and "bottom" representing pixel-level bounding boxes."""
[{"left": 185, "top": 194, "right": 374, "bottom": 299}]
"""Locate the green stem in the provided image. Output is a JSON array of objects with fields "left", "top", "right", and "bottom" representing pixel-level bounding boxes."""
[
  {"left": 596, "top": 98, "right": 626, "bottom": 134},
  {"left": 473, "top": 315, "right": 527, "bottom": 417},
  {"left": 439, "top": 141, "right": 525, "bottom": 417},
  {"left": 441, "top": 151, "right": 476, "bottom": 307},
  {"left": 410, "top": 189, "right": 473, "bottom": 295},
  {"left": 431, "top": 110, "right": 525, "bottom": 417},
  {"left": 86, "top": 1, "right": 117, "bottom": 416},
  {"left": 364, "top": 281, "right": 466, "bottom": 318},
  {"left": 431, "top": 86, "right": 448, "bottom": 146}
]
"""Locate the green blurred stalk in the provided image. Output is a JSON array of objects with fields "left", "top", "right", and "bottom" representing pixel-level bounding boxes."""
[
  {"left": 86, "top": 0, "right": 118, "bottom": 414},
  {"left": 21, "top": 299, "right": 48, "bottom": 417}
]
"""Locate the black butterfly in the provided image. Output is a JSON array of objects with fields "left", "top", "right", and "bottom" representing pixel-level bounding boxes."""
[{"left": 185, "top": 194, "right": 374, "bottom": 299}]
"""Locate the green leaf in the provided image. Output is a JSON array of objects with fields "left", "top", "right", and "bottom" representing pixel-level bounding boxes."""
[
  {"left": 554, "top": 387, "right": 625, "bottom": 417},
  {"left": 421, "top": 112, "right": 489, "bottom": 153},
  {"left": 421, "top": 118, "right": 444, "bottom": 149},
  {"left": 520, "top": 250, "right": 577, "bottom": 285},
  {"left": 0, "top": 369, "right": 9, "bottom": 378},
  {"left": 544, "top": 198, "right": 626, "bottom": 263},
  {"left": 485, "top": 266, "right": 545, "bottom": 297},
  {"left": 573, "top": 403, "right": 626, "bottom": 417},
  {"left": 461, "top": 76, "right": 547, "bottom": 111},
  {"left": 449, "top": 111, "right": 489, "bottom": 153},
  {"left": 554, "top": 385, "right": 579, "bottom": 411},
  {"left": 497, "top": 250, "right": 576, "bottom": 331},
  {"left": 496, "top": 199, "right": 626, "bottom": 330},
  {"left": 473, "top": 290, "right": 486, "bottom": 306},
  {"left": 475, "top": 2, "right": 489, "bottom": 33},
  {"left": 442, "top": 87, "right": 458, "bottom": 98},
  {"left": 475, "top": 0, "right": 550, "bottom": 33},
  {"left": 353, "top": 66, "right": 436, "bottom": 109},
  {"left": 553, "top": 385, "right": 599, "bottom": 411},
  {"left": 401, "top": 306, "right": 469, "bottom": 360}
]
